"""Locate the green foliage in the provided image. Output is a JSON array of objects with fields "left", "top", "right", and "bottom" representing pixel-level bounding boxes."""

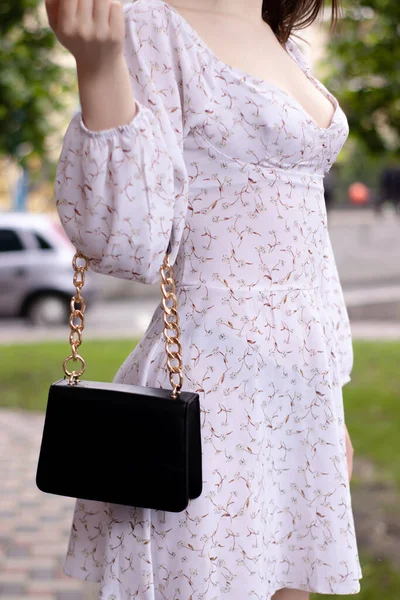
[
  {"left": 322, "top": 0, "right": 400, "bottom": 158},
  {"left": 0, "top": 0, "right": 76, "bottom": 168}
]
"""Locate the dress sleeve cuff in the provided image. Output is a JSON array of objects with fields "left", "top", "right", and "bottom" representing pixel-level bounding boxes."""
[{"left": 79, "top": 99, "right": 146, "bottom": 139}]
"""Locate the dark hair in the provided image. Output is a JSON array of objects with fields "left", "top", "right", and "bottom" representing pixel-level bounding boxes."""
[{"left": 262, "top": 0, "right": 343, "bottom": 44}]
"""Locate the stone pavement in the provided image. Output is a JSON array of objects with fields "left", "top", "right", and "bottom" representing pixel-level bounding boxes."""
[{"left": 0, "top": 410, "right": 99, "bottom": 600}]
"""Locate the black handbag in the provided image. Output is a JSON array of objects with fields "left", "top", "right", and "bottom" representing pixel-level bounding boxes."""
[{"left": 36, "top": 245, "right": 203, "bottom": 513}]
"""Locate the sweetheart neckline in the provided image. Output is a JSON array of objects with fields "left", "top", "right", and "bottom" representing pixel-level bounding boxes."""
[
  {"left": 215, "top": 58, "right": 339, "bottom": 133},
  {"left": 161, "top": 0, "right": 339, "bottom": 132}
]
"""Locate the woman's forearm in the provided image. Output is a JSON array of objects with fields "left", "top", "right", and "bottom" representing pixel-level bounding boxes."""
[{"left": 76, "top": 55, "right": 137, "bottom": 132}]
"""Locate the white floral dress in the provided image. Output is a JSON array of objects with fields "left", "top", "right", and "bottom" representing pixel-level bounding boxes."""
[{"left": 56, "top": 0, "right": 362, "bottom": 597}]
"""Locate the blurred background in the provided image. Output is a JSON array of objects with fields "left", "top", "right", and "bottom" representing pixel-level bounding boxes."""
[{"left": 1, "top": 0, "right": 400, "bottom": 598}]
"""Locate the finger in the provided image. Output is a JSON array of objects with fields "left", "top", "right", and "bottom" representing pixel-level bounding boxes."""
[
  {"left": 59, "top": 0, "right": 78, "bottom": 32},
  {"left": 77, "top": 0, "right": 94, "bottom": 28},
  {"left": 109, "top": 0, "right": 124, "bottom": 38},
  {"left": 93, "top": 0, "right": 110, "bottom": 34}
]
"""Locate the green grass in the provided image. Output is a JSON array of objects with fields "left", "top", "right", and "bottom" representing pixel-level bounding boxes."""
[
  {"left": 0, "top": 338, "right": 139, "bottom": 412},
  {"left": 343, "top": 341, "right": 400, "bottom": 489}
]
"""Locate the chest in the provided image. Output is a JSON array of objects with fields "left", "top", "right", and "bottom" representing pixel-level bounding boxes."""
[
  {"left": 189, "top": 74, "right": 347, "bottom": 179},
  {"left": 173, "top": 6, "right": 336, "bottom": 130}
]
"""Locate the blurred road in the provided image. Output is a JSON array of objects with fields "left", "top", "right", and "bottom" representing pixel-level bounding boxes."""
[
  {"left": 1, "top": 208, "right": 400, "bottom": 345},
  {"left": 328, "top": 207, "right": 400, "bottom": 288}
]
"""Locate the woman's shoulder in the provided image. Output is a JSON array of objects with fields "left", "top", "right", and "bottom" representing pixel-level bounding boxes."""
[
  {"left": 122, "top": 1, "right": 208, "bottom": 65},
  {"left": 123, "top": 0, "right": 215, "bottom": 85},
  {"left": 123, "top": 0, "right": 183, "bottom": 33}
]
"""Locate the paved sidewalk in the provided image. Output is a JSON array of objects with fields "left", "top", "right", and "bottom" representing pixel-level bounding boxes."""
[{"left": 0, "top": 410, "right": 99, "bottom": 599}]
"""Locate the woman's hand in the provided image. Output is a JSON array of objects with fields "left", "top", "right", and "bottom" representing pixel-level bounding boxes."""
[
  {"left": 45, "top": 0, "right": 136, "bottom": 131},
  {"left": 344, "top": 423, "right": 354, "bottom": 481},
  {"left": 45, "top": 0, "right": 125, "bottom": 72}
]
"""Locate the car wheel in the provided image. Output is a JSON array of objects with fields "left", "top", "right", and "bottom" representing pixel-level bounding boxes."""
[{"left": 26, "top": 294, "right": 70, "bottom": 327}]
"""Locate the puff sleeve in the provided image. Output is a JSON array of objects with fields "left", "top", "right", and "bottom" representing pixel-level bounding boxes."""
[
  {"left": 54, "top": 2, "right": 191, "bottom": 284},
  {"left": 320, "top": 232, "right": 354, "bottom": 387}
]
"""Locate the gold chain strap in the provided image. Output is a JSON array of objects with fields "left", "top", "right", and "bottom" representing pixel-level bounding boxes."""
[
  {"left": 63, "top": 253, "right": 89, "bottom": 385},
  {"left": 160, "top": 251, "right": 183, "bottom": 399},
  {"left": 63, "top": 250, "right": 183, "bottom": 399}
]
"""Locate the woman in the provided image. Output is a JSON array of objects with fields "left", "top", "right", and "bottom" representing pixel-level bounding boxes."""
[{"left": 46, "top": 0, "right": 362, "bottom": 597}]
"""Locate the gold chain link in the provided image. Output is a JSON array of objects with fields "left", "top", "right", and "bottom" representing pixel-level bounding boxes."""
[
  {"left": 62, "top": 250, "right": 183, "bottom": 399},
  {"left": 160, "top": 251, "right": 183, "bottom": 399},
  {"left": 63, "top": 252, "right": 89, "bottom": 385}
]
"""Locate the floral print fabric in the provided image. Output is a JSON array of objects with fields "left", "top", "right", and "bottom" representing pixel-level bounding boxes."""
[{"left": 56, "top": 0, "right": 362, "bottom": 597}]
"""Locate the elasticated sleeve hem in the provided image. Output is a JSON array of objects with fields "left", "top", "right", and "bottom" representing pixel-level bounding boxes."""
[{"left": 78, "top": 100, "right": 145, "bottom": 139}]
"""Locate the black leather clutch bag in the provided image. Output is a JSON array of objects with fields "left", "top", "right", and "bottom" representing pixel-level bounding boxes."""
[{"left": 36, "top": 247, "right": 202, "bottom": 513}]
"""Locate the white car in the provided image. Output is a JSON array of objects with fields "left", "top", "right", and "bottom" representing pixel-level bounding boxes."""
[{"left": 0, "top": 212, "right": 97, "bottom": 326}]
